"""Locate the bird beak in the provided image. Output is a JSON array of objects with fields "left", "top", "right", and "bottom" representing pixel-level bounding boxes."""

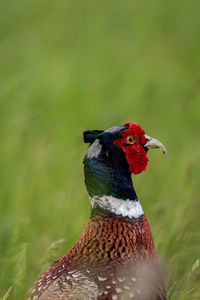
[{"left": 144, "top": 134, "right": 167, "bottom": 154}]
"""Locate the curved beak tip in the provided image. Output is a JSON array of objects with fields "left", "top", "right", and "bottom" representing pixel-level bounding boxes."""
[{"left": 144, "top": 134, "right": 167, "bottom": 155}]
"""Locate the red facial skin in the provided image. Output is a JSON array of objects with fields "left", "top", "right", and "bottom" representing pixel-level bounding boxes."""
[
  {"left": 114, "top": 122, "right": 149, "bottom": 175},
  {"left": 27, "top": 123, "right": 166, "bottom": 300}
]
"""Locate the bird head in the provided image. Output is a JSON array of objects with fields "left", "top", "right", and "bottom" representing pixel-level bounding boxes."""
[{"left": 84, "top": 122, "right": 166, "bottom": 175}]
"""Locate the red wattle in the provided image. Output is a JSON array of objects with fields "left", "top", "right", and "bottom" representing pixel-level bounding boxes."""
[{"left": 114, "top": 123, "right": 148, "bottom": 175}]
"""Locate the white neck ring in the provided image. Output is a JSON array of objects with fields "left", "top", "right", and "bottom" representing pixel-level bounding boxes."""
[{"left": 90, "top": 195, "right": 144, "bottom": 219}]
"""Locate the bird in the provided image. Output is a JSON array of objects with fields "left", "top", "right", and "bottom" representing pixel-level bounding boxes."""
[{"left": 27, "top": 122, "right": 167, "bottom": 300}]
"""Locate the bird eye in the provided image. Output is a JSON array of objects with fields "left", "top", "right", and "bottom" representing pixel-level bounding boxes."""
[{"left": 126, "top": 135, "right": 136, "bottom": 145}]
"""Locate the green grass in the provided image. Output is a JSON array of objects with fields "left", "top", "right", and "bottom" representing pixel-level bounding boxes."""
[{"left": 0, "top": 0, "right": 200, "bottom": 299}]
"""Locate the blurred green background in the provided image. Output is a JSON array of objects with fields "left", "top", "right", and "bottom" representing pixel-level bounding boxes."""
[{"left": 0, "top": 0, "right": 200, "bottom": 299}]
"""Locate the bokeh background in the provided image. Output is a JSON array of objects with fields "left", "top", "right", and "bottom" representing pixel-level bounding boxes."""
[{"left": 0, "top": 0, "right": 200, "bottom": 299}]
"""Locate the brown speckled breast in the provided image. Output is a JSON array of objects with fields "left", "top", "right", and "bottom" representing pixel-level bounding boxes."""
[{"left": 27, "top": 214, "right": 166, "bottom": 300}]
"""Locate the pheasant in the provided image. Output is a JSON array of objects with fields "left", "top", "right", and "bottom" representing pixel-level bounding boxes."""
[{"left": 27, "top": 122, "right": 167, "bottom": 300}]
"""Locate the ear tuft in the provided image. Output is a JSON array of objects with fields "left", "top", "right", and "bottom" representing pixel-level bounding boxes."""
[{"left": 83, "top": 130, "right": 104, "bottom": 144}]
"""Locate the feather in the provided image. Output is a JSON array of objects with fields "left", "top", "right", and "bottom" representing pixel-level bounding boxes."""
[{"left": 83, "top": 130, "right": 103, "bottom": 144}]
